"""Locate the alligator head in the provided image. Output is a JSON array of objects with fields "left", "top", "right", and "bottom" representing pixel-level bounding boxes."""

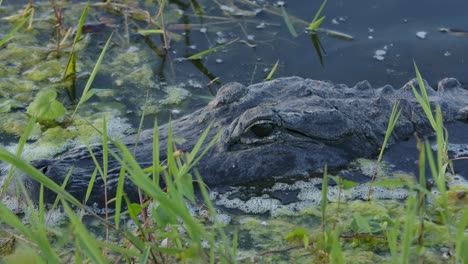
[{"left": 15, "top": 77, "right": 468, "bottom": 205}]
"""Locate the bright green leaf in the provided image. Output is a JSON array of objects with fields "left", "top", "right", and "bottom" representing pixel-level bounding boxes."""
[{"left": 27, "top": 89, "right": 66, "bottom": 121}]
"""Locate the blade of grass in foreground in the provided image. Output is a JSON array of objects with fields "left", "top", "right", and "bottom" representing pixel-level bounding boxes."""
[
  {"left": 400, "top": 194, "right": 417, "bottom": 263},
  {"left": 367, "top": 101, "right": 401, "bottom": 199},
  {"left": 196, "top": 171, "right": 235, "bottom": 262},
  {"left": 152, "top": 119, "right": 160, "bottom": 185},
  {"left": 411, "top": 62, "right": 436, "bottom": 130},
  {"left": 1, "top": 115, "right": 37, "bottom": 197},
  {"left": 62, "top": 200, "right": 107, "bottom": 264},
  {"left": 0, "top": 201, "right": 60, "bottom": 262},
  {"left": 0, "top": 147, "right": 83, "bottom": 208},
  {"left": 330, "top": 227, "right": 344, "bottom": 264},
  {"left": 385, "top": 219, "right": 399, "bottom": 263},
  {"left": 109, "top": 138, "right": 207, "bottom": 242},
  {"left": 321, "top": 165, "right": 328, "bottom": 233},
  {"left": 456, "top": 208, "right": 468, "bottom": 262},
  {"left": 70, "top": 32, "right": 114, "bottom": 121}
]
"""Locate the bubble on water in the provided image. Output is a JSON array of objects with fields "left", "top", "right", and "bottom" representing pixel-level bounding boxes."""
[
  {"left": 374, "top": 49, "right": 386, "bottom": 61},
  {"left": 416, "top": 31, "right": 427, "bottom": 39},
  {"left": 256, "top": 22, "right": 266, "bottom": 29}
]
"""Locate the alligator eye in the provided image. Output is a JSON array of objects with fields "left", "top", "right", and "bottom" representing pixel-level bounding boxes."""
[{"left": 249, "top": 123, "right": 275, "bottom": 138}]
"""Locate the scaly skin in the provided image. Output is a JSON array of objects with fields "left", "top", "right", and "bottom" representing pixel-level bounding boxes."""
[{"left": 19, "top": 77, "right": 468, "bottom": 205}]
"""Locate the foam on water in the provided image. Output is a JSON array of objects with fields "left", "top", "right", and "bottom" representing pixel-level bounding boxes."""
[
  {"left": 213, "top": 176, "right": 412, "bottom": 216},
  {"left": 215, "top": 194, "right": 282, "bottom": 215}
]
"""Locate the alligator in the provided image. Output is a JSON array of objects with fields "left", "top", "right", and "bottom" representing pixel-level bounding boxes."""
[{"left": 15, "top": 76, "right": 468, "bottom": 206}]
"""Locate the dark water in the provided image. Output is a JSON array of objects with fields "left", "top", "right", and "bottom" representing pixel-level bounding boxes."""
[
  {"left": 149, "top": 0, "right": 468, "bottom": 89},
  {"left": 384, "top": 121, "right": 468, "bottom": 178},
  {"left": 3, "top": 0, "right": 468, "bottom": 86}
]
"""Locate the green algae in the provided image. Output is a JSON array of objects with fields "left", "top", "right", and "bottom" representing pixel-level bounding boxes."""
[
  {"left": 0, "top": 98, "right": 22, "bottom": 113},
  {"left": 230, "top": 176, "right": 467, "bottom": 263},
  {"left": 0, "top": 77, "right": 36, "bottom": 99},
  {"left": 160, "top": 86, "right": 191, "bottom": 105},
  {"left": 0, "top": 112, "right": 41, "bottom": 138},
  {"left": 22, "top": 59, "right": 64, "bottom": 82},
  {"left": 0, "top": 42, "right": 45, "bottom": 72},
  {"left": 106, "top": 48, "right": 159, "bottom": 90}
]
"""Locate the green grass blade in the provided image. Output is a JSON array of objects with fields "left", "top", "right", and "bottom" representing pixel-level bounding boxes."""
[
  {"left": 103, "top": 116, "right": 109, "bottom": 178},
  {"left": 330, "top": 227, "right": 344, "bottom": 264},
  {"left": 109, "top": 139, "right": 207, "bottom": 241},
  {"left": 308, "top": 0, "right": 328, "bottom": 30},
  {"left": 86, "top": 145, "right": 105, "bottom": 180},
  {"left": 153, "top": 119, "right": 160, "bottom": 185},
  {"left": 166, "top": 122, "right": 179, "bottom": 179},
  {"left": 456, "top": 208, "right": 468, "bottom": 262},
  {"left": 189, "top": 129, "right": 223, "bottom": 172},
  {"left": 73, "top": 3, "right": 88, "bottom": 44},
  {"left": 265, "top": 60, "right": 279, "bottom": 81},
  {"left": 10, "top": 181, "right": 61, "bottom": 262},
  {"left": 114, "top": 167, "right": 126, "bottom": 229},
  {"left": 140, "top": 245, "right": 151, "bottom": 264},
  {"left": 414, "top": 62, "right": 431, "bottom": 109},
  {"left": 400, "top": 195, "right": 417, "bottom": 263},
  {"left": 196, "top": 171, "right": 234, "bottom": 261},
  {"left": 184, "top": 122, "right": 213, "bottom": 166},
  {"left": 435, "top": 105, "right": 445, "bottom": 178},
  {"left": 308, "top": 16, "right": 326, "bottom": 31},
  {"left": 385, "top": 220, "right": 399, "bottom": 263},
  {"left": 39, "top": 184, "right": 45, "bottom": 222},
  {"left": 280, "top": 6, "right": 297, "bottom": 37},
  {"left": 0, "top": 15, "right": 29, "bottom": 48},
  {"left": 51, "top": 167, "right": 74, "bottom": 211},
  {"left": 321, "top": 165, "right": 328, "bottom": 232},
  {"left": 63, "top": 3, "right": 88, "bottom": 100},
  {"left": 62, "top": 200, "right": 107, "bottom": 264},
  {"left": 0, "top": 148, "right": 83, "bottom": 208},
  {"left": 311, "top": 0, "right": 329, "bottom": 24},
  {"left": 1, "top": 115, "right": 37, "bottom": 197},
  {"left": 411, "top": 63, "right": 437, "bottom": 130},
  {"left": 137, "top": 29, "right": 164, "bottom": 35},
  {"left": 0, "top": 204, "right": 37, "bottom": 248},
  {"left": 187, "top": 38, "right": 238, "bottom": 60},
  {"left": 71, "top": 32, "right": 114, "bottom": 120},
  {"left": 84, "top": 168, "right": 98, "bottom": 204}
]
